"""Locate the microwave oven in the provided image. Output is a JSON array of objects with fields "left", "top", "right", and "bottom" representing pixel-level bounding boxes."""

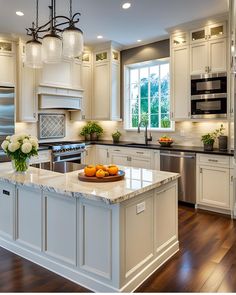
[
  {"left": 191, "top": 73, "right": 227, "bottom": 119},
  {"left": 191, "top": 72, "right": 227, "bottom": 96},
  {"left": 191, "top": 93, "right": 227, "bottom": 119}
]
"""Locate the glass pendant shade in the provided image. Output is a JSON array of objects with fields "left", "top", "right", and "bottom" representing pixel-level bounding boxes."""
[
  {"left": 25, "top": 39, "right": 43, "bottom": 68},
  {"left": 62, "top": 27, "right": 84, "bottom": 58},
  {"left": 42, "top": 33, "right": 62, "bottom": 63}
]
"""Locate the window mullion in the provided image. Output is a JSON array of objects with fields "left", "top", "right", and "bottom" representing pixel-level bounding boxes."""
[
  {"left": 138, "top": 69, "right": 141, "bottom": 124},
  {"left": 159, "top": 65, "right": 161, "bottom": 128},
  {"left": 148, "top": 67, "right": 151, "bottom": 129}
]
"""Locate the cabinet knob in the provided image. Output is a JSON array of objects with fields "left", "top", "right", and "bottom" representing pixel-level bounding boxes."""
[
  {"left": 200, "top": 168, "right": 203, "bottom": 173},
  {"left": 2, "top": 190, "right": 10, "bottom": 196}
]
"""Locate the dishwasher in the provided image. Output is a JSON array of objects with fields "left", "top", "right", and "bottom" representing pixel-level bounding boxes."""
[{"left": 160, "top": 150, "right": 196, "bottom": 204}]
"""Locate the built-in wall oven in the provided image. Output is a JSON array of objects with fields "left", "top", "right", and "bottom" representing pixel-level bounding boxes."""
[{"left": 191, "top": 72, "right": 227, "bottom": 119}]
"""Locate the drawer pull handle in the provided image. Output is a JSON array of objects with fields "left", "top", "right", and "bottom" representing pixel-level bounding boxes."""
[
  {"left": 114, "top": 150, "right": 121, "bottom": 152},
  {"left": 208, "top": 159, "right": 218, "bottom": 162},
  {"left": 136, "top": 152, "right": 144, "bottom": 154},
  {"left": 3, "top": 190, "right": 10, "bottom": 196}
]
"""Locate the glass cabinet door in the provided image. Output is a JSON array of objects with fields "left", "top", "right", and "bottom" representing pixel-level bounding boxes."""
[
  {"left": 172, "top": 33, "right": 188, "bottom": 47},
  {"left": 190, "top": 28, "right": 206, "bottom": 43},
  {"left": 208, "top": 23, "right": 226, "bottom": 39}
]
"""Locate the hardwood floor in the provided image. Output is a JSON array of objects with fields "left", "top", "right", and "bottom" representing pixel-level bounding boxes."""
[{"left": 0, "top": 205, "right": 235, "bottom": 292}]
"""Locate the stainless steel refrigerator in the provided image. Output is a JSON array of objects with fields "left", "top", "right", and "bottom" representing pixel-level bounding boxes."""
[{"left": 0, "top": 87, "right": 15, "bottom": 162}]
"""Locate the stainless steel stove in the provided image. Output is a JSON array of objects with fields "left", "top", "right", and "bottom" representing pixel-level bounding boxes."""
[{"left": 40, "top": 141, "right": 86, "bottom": 173}]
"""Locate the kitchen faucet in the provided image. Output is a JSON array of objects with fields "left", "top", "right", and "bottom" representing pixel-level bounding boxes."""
[{"left": 137, "top": 121, "right": 152, "bottom": 145}]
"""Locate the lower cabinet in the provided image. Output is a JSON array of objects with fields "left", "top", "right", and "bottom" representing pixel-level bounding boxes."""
[
  {"left": 196, "top": 154, "right": 232, "bottom": 214},
  {"left": 0, "top": 183, "right": 14, "bottom": 239},
  {"left": 44, "top": 193, "right": 77, "bottom": 265},
  {"left": 16, "top": 186, "right": 42, "bottom": 251},
  {"left": 82, "top": 145, "right": 95, "bottom": 165},
  {"left": 95, "top": 145, "right": 110, "bottom": 165}
]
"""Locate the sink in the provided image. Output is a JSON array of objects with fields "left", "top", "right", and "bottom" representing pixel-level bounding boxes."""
[{"left": 125, "top": 143, "right": 149, "bottom": 147}]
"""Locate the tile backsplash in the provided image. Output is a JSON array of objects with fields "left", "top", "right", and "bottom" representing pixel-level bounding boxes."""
[{"left": 16, "top": 114, "right": 233, "bottom": 150}]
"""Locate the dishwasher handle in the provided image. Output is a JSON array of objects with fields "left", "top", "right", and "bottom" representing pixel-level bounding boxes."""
[{"left": 160, "top": 153, "right": 196, "bottom": 159}]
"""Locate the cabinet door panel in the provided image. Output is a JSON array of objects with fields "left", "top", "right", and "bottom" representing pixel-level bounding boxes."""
[
  {"left": 93, "top": 63, "right": 110, "bottom": 120},
  {"left": 19, "top": 62, "right": 37, "bottom": 122},
  {"left": 81, "top": 64, "right": 92, "bottom": 120},
  {"left": 0, "top": 183, "right": 14, "bottom": 239},
  {"left": 190, "top": 42, "right": 208, "bottom": 75},
  {"left": 41, "top": 60, "right": 72, "bottom": 87},
  {"left": 110, "top": 154, "right": 128, "bottom": 166},
  {"left": 208, "top": 38, "right": 227, "bottom": 73},
  {"left": 199, "top": 165, "right": 230, "bottom": 209},
  {"left": 171, "top": 46, "right": 190, "bottom": 120},
  {"left": 95, "top": 146, "right": 109, "bottom": 164},
  {"left": 0, "top": 54, "right": 15, "bottom": 86},
  {"left": 131, "top": 157, "right": 151, "bottom": 169}
]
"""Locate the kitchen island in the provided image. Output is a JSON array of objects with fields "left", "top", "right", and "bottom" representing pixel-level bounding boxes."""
[{"left": 0, "top": 163, "right": 179, "bottom": 292}]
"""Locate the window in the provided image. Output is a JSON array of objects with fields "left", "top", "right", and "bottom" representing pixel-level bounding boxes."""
[{"left": 125, "top": 59, "right": 172, "bottom": 130}]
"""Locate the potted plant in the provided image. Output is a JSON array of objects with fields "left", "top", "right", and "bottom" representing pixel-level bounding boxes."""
[
  {"left": 80, "top": 124, "right": 90, "bottom": 141},
  {"left": 112, "top": 130, "right": 122, "bottom": 143},
  {"left": 89, "top": 121, "right": 103, "bottom": 141},
  {"left": 1, "top": 133, "right": 38, "bottom": 173},
  {"left": 201, "top": 124, "right": 224, "bottom": 151}
]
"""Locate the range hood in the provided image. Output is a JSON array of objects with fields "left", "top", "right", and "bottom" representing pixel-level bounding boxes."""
[{"left": 38, "top": 85, "right": 83, "bottom": 110}]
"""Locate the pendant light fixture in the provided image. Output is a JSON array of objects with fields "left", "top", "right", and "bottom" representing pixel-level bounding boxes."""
[
  {"left": 25, "top": 0, "right": 84, "bottom": 68},
  {"left": 42, "top": 0, "right": 62, "bottom": 63},
  {"left": 62, "top": 0, "right": 84, "bottom": 58},
  {"left": 25, "top": 0, "right": 43, "bottom": 68}
]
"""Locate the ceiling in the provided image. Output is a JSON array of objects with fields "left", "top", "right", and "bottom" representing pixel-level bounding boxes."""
[{"left": 0, "top": 0, "right": 228, "bottom": 48}]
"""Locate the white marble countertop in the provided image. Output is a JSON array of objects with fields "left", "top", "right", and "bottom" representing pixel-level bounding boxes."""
[{"left": 0, "top": 163, "right": 179, "bottom": 204}]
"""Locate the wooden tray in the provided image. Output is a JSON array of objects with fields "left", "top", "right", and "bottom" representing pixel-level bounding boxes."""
[{"left": 78, "top": 170, "right": 125, "bottom": 183}]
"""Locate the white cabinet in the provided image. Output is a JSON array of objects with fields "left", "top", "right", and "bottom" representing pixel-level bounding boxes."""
[
  {"left": 30, "top": 149, "right": 51, "bottom": 165},
  {"left": 93, "top": 48, "right": 121, "bottom": 121},
  {"left": 95, "top": 145, "right": 110, "bottom": 165},
  {"left": 0, "top": 40, "right": 16, "bottom": 86},
  {"left": 0, "top": 182, "right": 14, "bottom": 239},
  {"left": 44, "top": 192, "right": 77, "bottom": 265},
  {"left": 82, "top": 145, "right": 95, "bottom": 165},
  {"left": 109, "top": 147, "right": 152, "bottom": 169},
  {"left": 81, "top": 52, "right": 92, "bottom": 120},
  {"left": 190, "top": 22, "right": 227, "bottom": 44},
  {"left": 39, "top": 58, "right": 73, "bottom": 88},
  {"left": 17, "top": 40, "right": 38, "bottom": 122},
  {"left": 190, "top": 22, "right": 227, "bottom": 74},
  {"left": 196, "top": 154, "right": 232, "bottom": 214},
  {"left": 72, "top": 58, "right": 82, "bottom": 89},
  {"left": 16, "top": 186, "right": 42, "bottom": 251},
  {"left": 171, "top": 44, "right": 190, "bottom": 120}
]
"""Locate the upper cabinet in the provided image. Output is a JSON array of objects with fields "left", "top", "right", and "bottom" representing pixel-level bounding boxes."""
[
  {"left": 0, "top": 40, "right": 16, "bottom": 87},
  {"left": 17, "top": 40, "right": 38, "bottom": 122},
  {"left": 81, "top": 52, "right": 92, "bottom": 120},
  {"left": 92, "top": 46, "right": 121, "bottom": 121},
  {"left": 190, "top": 22, "right": 227, "bottom": 43},
  {"left": 190, "top": 22, "right": 227, "bottom": 75},
  {"left": 171, "top": 32, "right": 190, "bottom": 120}
]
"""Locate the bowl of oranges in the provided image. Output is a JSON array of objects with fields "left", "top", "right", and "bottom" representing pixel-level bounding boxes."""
[
  {"left": 79, "top": 164, "right": 125, "bottom": 182},
  {"left": 158, "top": 136, "right": 174, "bottom": 147}
]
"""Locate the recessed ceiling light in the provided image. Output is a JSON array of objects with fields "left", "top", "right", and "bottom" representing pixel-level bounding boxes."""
[
  {"left": 97, "top": 35, "right": 103, "bottom": 39},
  {"left": 16, "top": 11, "right": 24, "bottom": 16},
  {"left": 137, "top": 39, "right": 142, "bottom": 42},
  {"left": 122, "top": 2, "right": 131, "bottom": 9}
]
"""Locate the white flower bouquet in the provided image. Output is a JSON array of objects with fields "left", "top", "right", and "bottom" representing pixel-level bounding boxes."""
[{"left": 1, "top": 133, "right": 39, "bottom": 172}]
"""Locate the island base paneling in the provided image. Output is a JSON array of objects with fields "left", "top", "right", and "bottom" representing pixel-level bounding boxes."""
[{"left": 0, "top": 180, "right": 179, "bottom": 292}]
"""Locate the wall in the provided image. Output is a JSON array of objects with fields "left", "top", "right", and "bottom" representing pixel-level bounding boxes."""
[{"left": 120, "top": 39, "right": 170, "bottom": 115}]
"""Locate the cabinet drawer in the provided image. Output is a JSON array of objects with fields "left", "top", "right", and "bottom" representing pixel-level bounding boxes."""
[
  {"left": 30, "top": 150, "right": 51, "bottom": 164},
  {"left": 197, "top": 154, "right": 230, "bottom": 167},
  {"left": 110, "top": 147, "right": 151, "bottom": 159}
]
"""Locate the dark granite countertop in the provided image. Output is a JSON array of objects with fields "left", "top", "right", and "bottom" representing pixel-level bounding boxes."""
[{"left": 39, "top": 140, "right": 234, "bottom": 156}]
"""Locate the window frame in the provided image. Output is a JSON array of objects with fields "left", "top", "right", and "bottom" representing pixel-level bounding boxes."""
[{"left": 123, "top": 58, "right": 174, "bottom": 132}]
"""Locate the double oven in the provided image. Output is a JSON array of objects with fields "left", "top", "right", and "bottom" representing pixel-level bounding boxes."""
[{"left": 191, "top": 72, "right": 227, "bottom": 119}]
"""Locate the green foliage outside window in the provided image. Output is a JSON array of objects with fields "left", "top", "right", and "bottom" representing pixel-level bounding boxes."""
[{"left": 129, "top": 63, "right": 171, "bottom": 129}]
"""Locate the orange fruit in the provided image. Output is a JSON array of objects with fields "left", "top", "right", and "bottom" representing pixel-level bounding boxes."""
[
  {"left": 96, "top": 169, "right": 106, "bottom": 178},
  {"left": 84, "top": 165, "right": 96, "bottom": 177},
  {"left": 96, "top": 164, "right": 106, "bottom": 171},
  {"left": 104, "top": 171, "right": 109, "bottom": 177},
  {"left": 107, "top": 165, "right": 119, "bottom": 175}
]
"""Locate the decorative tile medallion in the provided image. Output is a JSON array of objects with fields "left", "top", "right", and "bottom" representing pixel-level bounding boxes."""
[{"left": 39, "top": 113, "right": 65, "bottom": 139}]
